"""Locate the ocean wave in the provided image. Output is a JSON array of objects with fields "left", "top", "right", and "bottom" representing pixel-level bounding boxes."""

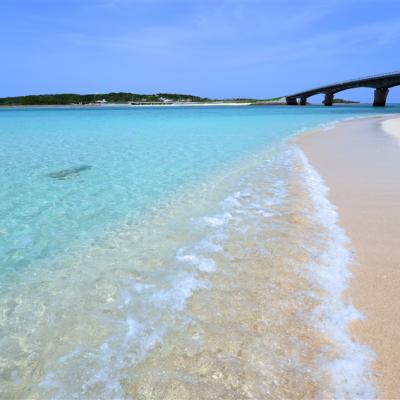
[{"left": 0, "top": 141, "right": 377, "bottom": 399}]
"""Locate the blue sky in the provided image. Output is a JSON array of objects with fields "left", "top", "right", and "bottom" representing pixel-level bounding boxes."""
[{"left": 1, "top": 0, "right": 399, "bottom": 101}]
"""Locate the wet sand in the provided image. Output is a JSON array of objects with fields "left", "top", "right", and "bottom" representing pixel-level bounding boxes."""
[{"left": 298, "top": 116, "right": 400, "bottom": 399}]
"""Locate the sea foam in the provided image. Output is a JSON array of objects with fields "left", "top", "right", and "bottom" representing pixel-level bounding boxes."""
[{"left": 299, "top": 149, "right": 376, "bottom": 399}]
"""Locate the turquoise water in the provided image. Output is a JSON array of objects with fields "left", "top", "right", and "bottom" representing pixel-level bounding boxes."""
[
  {"left": 1, "top": 105, "right": 397, "bottom": 275},
  {"left": 0, "top": 105, "right": 398, "bottom": 398}
]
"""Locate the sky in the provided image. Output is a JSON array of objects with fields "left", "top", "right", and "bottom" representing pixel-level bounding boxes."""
[{"left": 1, "top": 0, "right": 400, "bottom": 101}]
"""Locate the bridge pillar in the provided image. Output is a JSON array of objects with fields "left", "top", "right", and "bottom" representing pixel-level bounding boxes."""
[
  {"left": 300, "top": 97, "right": 307, "bottom": 106},
  {"left": 286, "top": 97, "right": 298, "bottom": 105},
  {"left": 323, "top": 93, "right": 334, "bottom": 106},
  {"left": 373, "top": 87, "right": 389, "bottom": 107}
]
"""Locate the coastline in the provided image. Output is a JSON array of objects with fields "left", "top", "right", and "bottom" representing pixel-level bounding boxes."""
[
  {"left": 2, "top": 102, "right": 396, "bottom": 109},
  {"left": 3, "top": 106, "right": 400, "bottom": 397},
  {"left": 297, "top": 115, "right": 400, "bottom": 399},
  {"left": 0, "top": 102, "right": 254, "bottom": 109}
]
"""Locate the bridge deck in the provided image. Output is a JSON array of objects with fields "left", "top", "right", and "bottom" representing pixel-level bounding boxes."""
[{"left": 286, "top": 71, "right": 400, "bottom": 100}]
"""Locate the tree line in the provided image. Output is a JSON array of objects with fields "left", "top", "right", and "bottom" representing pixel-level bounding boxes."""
[{"left": 0, "top": 92, "right": 210, "bottom": 105}]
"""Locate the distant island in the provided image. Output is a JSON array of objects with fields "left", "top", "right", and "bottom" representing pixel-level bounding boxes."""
[
  {"left": 0, "top": 92, "right": 286, "bottom": 106},
  {"left": 0, "top": 93, "right": 361, "bottom": 107},
  {"left": 332, "top": 98, "right": 360, "bottom": 104}
]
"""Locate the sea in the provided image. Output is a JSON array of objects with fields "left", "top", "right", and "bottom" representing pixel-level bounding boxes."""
[{"left": 0, "top": 104, "right": 398, "bottom": 399}]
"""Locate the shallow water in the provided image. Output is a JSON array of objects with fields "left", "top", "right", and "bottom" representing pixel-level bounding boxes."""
[{"left": 0, "top": 105, "right": 398, "bottom": 398}]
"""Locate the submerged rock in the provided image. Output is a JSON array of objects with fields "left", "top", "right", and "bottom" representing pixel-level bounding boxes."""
[{"left": 47, "top": 165, "right": 92, "bottom": 180}]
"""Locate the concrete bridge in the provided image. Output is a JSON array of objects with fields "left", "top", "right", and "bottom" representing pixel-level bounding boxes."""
[{"left": 285, "top": 71, "right": 400, "bottom": 106}]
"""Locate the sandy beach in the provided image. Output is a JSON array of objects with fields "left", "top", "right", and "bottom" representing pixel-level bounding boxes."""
[{"left": 298, "top": 116, "right": 400, "bottom": 399}]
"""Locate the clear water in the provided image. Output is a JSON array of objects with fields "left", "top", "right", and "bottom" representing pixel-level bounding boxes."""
[
  {"left": 0, "top": 105, "right": 398, "bottom": 398},
  {"left": 1, "top": 105, "right": 397, "bottom": 274}
]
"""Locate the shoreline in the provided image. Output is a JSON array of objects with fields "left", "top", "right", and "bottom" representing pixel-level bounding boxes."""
[
  {"left": 3, "top": 107, "right": 400, "bottom": 397},
  {"left": 297, "top": 115, "right": 400, "bottom": 399},
  {"left": 0, "top": 102, "right": 254, "bottom": 109},
  {"left": 2, "top": 102, "right": 396, "bottom": 109}
]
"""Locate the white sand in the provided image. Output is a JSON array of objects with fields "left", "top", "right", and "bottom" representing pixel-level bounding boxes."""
[
  {"left": 298, "top": 116, "right": 400, "bottom": 399},
  {"left": 381, "top": 117, "right": 400, "bottom": 143}
]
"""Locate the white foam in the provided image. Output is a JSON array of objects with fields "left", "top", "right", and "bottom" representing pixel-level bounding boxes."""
[
  {"left": 39, "top": 268, "right": 206, "bottom": 399},
  {"left": 200, "top": 213, "right": 232, "bottom": 227},
  {"left": 219, "top": 195, "right": 241, "bottom": 210},
  {"left": 150, "top": 272, "right": 206, "bottom": 311},
  {"left": 299, "top": 148, "right": 376, "bottom": 399},
  {"left": 37, "top": 141, "right": 377, "bottom": 399},
  {"left": 256, "top": 210, "right": 275, "bottom": 218},
  {"left": 195, "top": 238, "right": 223, "bottom": 253},
  {"left": 176, "top": 252, "right": 217, "bottom": 272}
]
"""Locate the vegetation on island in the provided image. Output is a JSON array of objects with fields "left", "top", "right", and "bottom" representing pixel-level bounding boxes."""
[
  {"left": 0, "top": 92, "right": 284, "bottom": 106},
  {"left": 332, "top": 98, "right": 360, "bottom": 104},
  {"left": 0, "top": 92, "right": 211, "bottom": 106}
]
